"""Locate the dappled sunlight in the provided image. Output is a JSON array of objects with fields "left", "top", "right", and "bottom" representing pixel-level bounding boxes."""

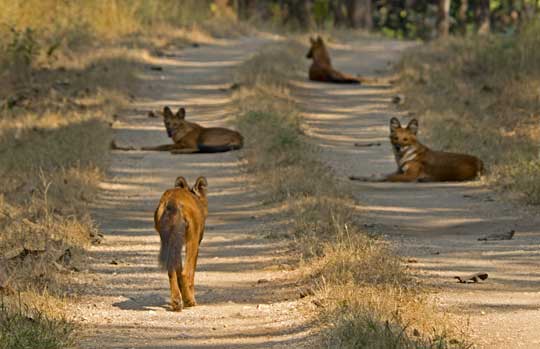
[
  {"left": 361, "top": 204, "right": 473, "bottom": 215},
  {"left": 326, "top": 87, "right": 392, "bottom": 97},
  {"left": 294, "top": 33, "right": 540, "bottom": 348},
  {"left": 413, "top": 245, "right": 540, "bottom": 292},
  {"left": 149, "top": 56, "right": 244, "bottom": 68},
  {"left": 31, "top": 7, "right": 538, "bottom": 348},
  {"left": 78, "top": 315, "right": 314, "bottom": 349},
  {"left": 98, "top": 182, "right": 149, "bottom": 192},
  {"left": 77, "top": 36, "right": 314, "bottom": 348},
  {"left": 304, "top": 111, "right": 356, "bottom": 120}
]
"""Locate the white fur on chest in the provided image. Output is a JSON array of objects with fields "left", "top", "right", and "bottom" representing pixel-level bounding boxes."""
[{"left": 397, "top": 145, "right": 418, "bottom": 171}]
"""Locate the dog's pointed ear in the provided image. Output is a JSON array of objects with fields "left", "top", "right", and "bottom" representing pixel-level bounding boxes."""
[
  {"left": 390, "top": 117, "right": 401, "bottom": 132},
  {"left": 163, "top": 106, "right": 174, "bottom": 118},
  {"left": 176, "top": 107, "right": 186, "bottom": 119},
  {"left": 174, "top": 176, "right": 189, "bottom": 189},
  {"left": 310, "top": 36, "right": 316, "bottom": 44},
  {"left": 407, "top": 119, "right": 419, "bottom": 135},
  {"left": 192, "top": 176, "right": 208, "bottom": 198}
]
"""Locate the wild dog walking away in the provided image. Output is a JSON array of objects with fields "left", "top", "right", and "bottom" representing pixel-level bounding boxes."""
[
  {"left": 306, "top": 36, "right": 364, "bottom": 84},
  {"left": 142, "top": 106, "right": 243, "bottom": 154},
  {"left": 350, "top": 117, "right": 484, "bottom": 182},
  {"left": 154, "top": 176, "right": 208, "bottom": 311}
]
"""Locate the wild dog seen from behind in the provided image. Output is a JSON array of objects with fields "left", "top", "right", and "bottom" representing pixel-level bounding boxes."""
[
  {"left": 306, "top": 36, "right": 363, "bottom": 84},
  {"left": 350, "top": 117, "right": 484, "bottom": 182},
  {"left": 154, "top": 176, "right": 208, "bottom": 311},
  {"left": 142, "top": 106, "right": 243, "bottom": 154}
]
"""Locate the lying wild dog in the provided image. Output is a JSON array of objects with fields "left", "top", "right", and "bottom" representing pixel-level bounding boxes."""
[
  {"left": 154, "top": 176, "right": 208, "bottom": 311},
  {"left": 142, "top": 106, "right": 243, "bottom": 154},
  {"left": 306, "top": 36, "right": 363, "bottom": 84},
  {"left": 350, "top": 117, "right": 484, "bottom": 182}
]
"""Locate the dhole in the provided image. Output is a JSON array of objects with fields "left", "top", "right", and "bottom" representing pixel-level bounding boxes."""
[
  {"left": 306, "top": 36, "right": 363, "bottom": 84},
  {"left": 350, "top": 117, "right": 484, "bottom": 182},
  {"left": 154, "top": 176, "right": 208, "bottom": 311},
  {"left": 142, "top": 106, "right": 243, "bottom": 154}
]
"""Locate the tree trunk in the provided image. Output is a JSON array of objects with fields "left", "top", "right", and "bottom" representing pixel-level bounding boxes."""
[
  {"left": 299, "top": 0, "right": 315, "bottom": 30},
  {"left": 237, "top": 0, "right": 256, "bottom": 21},
  {"left": 458, "top": 0, "right": 468, "bottom": 35},
  {"left": 475, "top": 0, "right": 491, "bottom": 34},
  {"left": 403, "top": 0, "right": 416, "bottom": 38},
  {"left": 437, "top": 0, "right": 451, "bottom": 37},
  {"left": 331, "top": 0, "right": 347, "bottom": 27},
  {"left": 284, "top": 0, "right": 315, "bottom": 30},
  {"left": 346, "top": 0, "right": 373, "bottom": 29}
]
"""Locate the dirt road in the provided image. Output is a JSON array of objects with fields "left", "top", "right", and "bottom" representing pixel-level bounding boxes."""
[
  {"left": 72, "top": 34, "right": 540, "bottom": 348},
  {"left": 72, "top": 37, "right": 313, "bottom": 348},
  {"left": 296, "top": 37, "right": 540, "bottom": 348}
]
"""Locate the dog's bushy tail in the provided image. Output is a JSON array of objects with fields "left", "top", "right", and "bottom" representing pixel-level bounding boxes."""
[
  {"left": 197, "top": 143, "right": 242, "bottom": 153},
  {"left": 157, "top": 205, "right": 185, "bottom": 272},
  {"left": 333, "top": 76, "right": 362, "bottom": 84}
]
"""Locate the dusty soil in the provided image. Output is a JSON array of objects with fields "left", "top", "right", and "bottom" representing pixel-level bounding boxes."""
[
  {"left": 295, "top": 37, "right": 540, "bottom": 348},
  {"left": 71, "top": 37, "right": 315, "bottom": 348},
  {"left": 70, "top": 33, "right": 540, "bottom": 348}
]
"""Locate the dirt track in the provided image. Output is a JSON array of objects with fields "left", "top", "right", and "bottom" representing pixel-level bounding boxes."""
[
  {"left": 72, "top": 34, "right": 540, "bottom": 348},
  {"left": 296, "top": 37, "right": 540, "bottom": 348},
  {"left": 72, "top": 37, "right": 314, "bottom": 348}
]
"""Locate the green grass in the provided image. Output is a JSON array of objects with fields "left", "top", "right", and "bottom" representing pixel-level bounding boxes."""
[{"left": 0, "top": 298, "right": 75, "bottom": 349}]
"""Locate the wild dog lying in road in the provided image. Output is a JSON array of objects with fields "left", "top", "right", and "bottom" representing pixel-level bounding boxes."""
[
  {"left": 306, "top": 36, "right": 363, "bottom": 84},
  {"left": 350, "top": 117, "right": 484, "bottom": 182},
  {"left": 142, "top": 106, "right": 243, "bottom": 154},
  {"left": 154, "top": 176, "right": 208, "bottom": 311}
]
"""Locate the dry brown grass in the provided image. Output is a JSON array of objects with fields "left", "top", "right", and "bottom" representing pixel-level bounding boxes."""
[
  {"left": 0, "top": 45, "right": 141, "bottom": 295},
  {"left": 0, "top": 0, "right": 252, "bottom": 345},
  {"left": 0, "top": 0, "right": 211, "bottom": 44},
  {"left": 398, "top": 20, "right": 540, "bottom": 204},
  {"left": 233, "top": 40, "right": 467, "bottom": 348},
  {"left": 0, "top": 0, "right": 248, "bottom": 83}
]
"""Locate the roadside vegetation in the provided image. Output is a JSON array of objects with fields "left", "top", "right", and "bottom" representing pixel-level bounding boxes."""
[
  {"left": 6, "top": 0, "right": 537, "bottom": 346},
  {"left": 233, "top": 40, "right": 467, "bottom": 348},
  {"left": 399, "top": 19, "right": 540, "bottom": 204},
  {"left": 0, "top": 0, "right": 246, "bottom": 346},
  {"left": 0, "top": 298, "right": 75, "bottom": 349}
]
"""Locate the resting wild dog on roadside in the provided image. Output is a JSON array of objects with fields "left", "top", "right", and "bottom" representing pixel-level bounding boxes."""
[
  {"left": 306, "top": 36, "right": 363, "bottom": 84},
  {"left": 142, "top": 106, "right": 243, "bottom": 154},
  {"left": 350, "top": 118, "right": 484, "bottom": 182},
  {"left": 154, "top": 176, "right": 208, "bottom": 311}
]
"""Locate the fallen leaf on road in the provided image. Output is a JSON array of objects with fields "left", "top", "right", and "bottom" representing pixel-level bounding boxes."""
[
  {"left": 354, "top": 142, "right": 381, "bottom": 147},
  {"left": 478, "top": 230, "right": 514, "bottom": 241},
  {"left": 454, "top": 272, "right": 488, "bottom": 283}
]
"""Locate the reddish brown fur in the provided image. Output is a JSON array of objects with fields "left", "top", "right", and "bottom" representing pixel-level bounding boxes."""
[
  {"left": 142, "top": 107, "right": 243, "bottom": 154},
  {"left": 306, "top": 36, "right": 363, "bottom": 84},
  {"left": 350, "top": 118, "right": 484, "bottom": 182},
  {"left": 154, "top": 176, "right": 208, "bottom": 311}
]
